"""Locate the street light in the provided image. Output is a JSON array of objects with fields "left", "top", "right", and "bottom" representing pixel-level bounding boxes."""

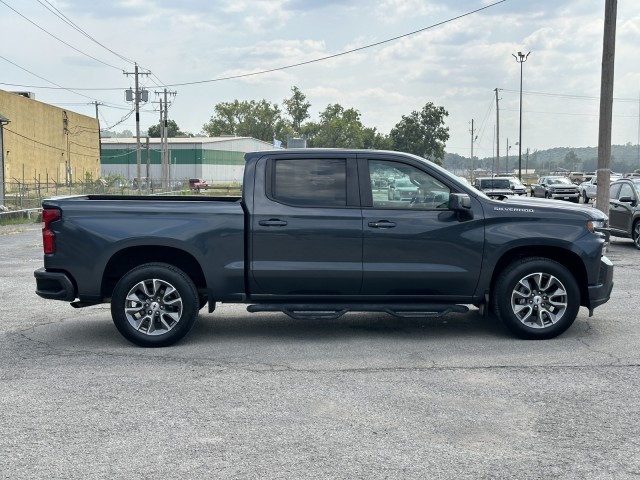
[{"left": 513, "top": 51, "right": 530, "bottom": 181}]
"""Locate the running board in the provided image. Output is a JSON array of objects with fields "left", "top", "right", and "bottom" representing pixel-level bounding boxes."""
[{"left": 246, "top": 303, "right": 468, "bottom": 321}]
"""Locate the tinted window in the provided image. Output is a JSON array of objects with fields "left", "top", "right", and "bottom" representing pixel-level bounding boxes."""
[{"left": 272, "top": 159, "right": 347, "bottom": 207}]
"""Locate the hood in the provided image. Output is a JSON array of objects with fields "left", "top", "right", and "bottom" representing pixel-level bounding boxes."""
[{"left": 499, "top": 195, "right": 609, "bottom": 220}]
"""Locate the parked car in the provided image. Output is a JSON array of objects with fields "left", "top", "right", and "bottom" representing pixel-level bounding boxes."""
[
  {"left": 188, "top": 178, "right": 209, "bottom": 192},
  {"left": 607, "top": 178, "right": 640, "bottom": 249},
  {"left": 579, "top": 174, "right": 623, "bottom": 203},
  {"left": 388, "top": 177, "right": 418, "bottom": 200},
  {"left": 508, "top": 177, "right": 527, "bottom": 196},
  {"left": 531, "top": 176, "right": 580, "bottom": 202},
  {"left": 473, "top": 177, "right": 513, "bottom": 198}
]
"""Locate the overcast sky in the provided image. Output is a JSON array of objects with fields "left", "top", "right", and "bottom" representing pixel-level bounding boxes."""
[{"left": 1, "top": 0, "right": 639, "bottom": 158}]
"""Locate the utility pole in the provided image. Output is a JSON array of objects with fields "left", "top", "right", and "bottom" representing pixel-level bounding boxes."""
[
  {"left": 596, "top": 0, "right": 617, "bottom": 214},
  {"left": 469, "top": 119, "right": 477, "bottom": 181},
  {"left": 495, "top": 88, "right": 500, "bottom": 175},
  {"left": 155, "top": 88, "right": 176, "bottom": 190},
  {"left": 93, "top": 101, "right": 102, "bottom": 175},
  {"left": 513, "top": 51, "right": 530, "bottom": 182},
  {"left": 124, "top": 63, "right": 149, "bottom": 193}
]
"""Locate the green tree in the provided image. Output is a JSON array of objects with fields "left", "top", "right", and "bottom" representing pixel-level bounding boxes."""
[
  {"left": 283, "top": 86, "right": 311, "bottom": 133},
  {"left": 306, "top": 104, "right": 368, "bottom": 148},
  {"left": 202, "top": 99, "right": 289, "bottom": 143},
  {"left": 362, "top": 127, "right": 393, "bottom": 150},
  {"left": 147, "top": 120, "right": 185, "bottom": 138},
  {"left": 390, "top": 102, "right": 449, "bottom": 164}
]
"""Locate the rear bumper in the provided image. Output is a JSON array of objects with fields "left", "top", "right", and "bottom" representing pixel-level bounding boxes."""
[
  {"left": 34, "top": 268, "right": 76, "bottom": 301},
  {"left": 587, "top": 256, "right": 614, "bottom": 314}
]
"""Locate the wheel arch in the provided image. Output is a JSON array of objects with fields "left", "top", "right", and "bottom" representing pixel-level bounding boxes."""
[
  {"left": 101, "top": 246, "right": 207, "bottom": 299},
  {"left": 489, "top": 246, "right": 589, "bottom": 307}
]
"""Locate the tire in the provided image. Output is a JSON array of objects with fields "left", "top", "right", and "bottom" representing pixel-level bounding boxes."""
[
  {"left": 545, "top": 191, "right": 551, "bottom": 199},
  {"left": 492, "top": 257, "right": 580, "bottom": 340},
  {"left": 633, "top": 220, "right": 640, "bottom": 250},
  {"left": 111, "top": 263, "right": 199, "bottom": 347},
  {"left": 582, "top": 191, "right": 589, "bottom": 204}
]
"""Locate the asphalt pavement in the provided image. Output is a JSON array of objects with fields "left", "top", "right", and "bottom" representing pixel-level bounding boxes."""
[{"left": 1, "top": 224, "right": 639, "bottom": 479}]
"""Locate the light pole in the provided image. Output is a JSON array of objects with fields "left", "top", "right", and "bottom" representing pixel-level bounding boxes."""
[
  {"left": 513, "top": 51, "right": 530, "bottom": 182},
  {"left": 506, "top": 138, "right": 512, "bottom": 175}
]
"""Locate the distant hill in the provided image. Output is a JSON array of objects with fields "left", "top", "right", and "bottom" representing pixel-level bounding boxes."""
[{"left": 444, "top": 143, "right": 640, "bottom": 176}]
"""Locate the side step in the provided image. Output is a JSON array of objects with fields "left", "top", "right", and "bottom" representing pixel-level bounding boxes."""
[{"left": 246, "top": 303, "right": 468, "bottom": 321}]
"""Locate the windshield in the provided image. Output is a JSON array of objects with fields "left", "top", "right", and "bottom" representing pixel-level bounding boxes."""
[
  {"left": 480, "top": 179, "right": 510, "bottom": 189},
  {"left": 549, "top": 177, "right": 572, "bottom": 185}
]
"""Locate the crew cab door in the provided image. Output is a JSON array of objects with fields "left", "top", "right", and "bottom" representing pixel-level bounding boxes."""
[
  {"left": 358, "top": 155, "right": 485, "bottom": 298},
  {"left": 249, "top": 154, "right": 363, "bottom": 296}
]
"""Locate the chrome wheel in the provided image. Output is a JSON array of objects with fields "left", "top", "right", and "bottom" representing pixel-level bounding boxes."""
[
  {"left": 493, "top": 257, "right": 579, "bottom": 339},
  {"left": 124, "top": 278, "right": 183, "bottom": 335},
  {"left": 112, "top": 263, "right": 199, "bottom": 347},
  {"left": 510, "top": 272, "right": 568, "bottom": 329}
]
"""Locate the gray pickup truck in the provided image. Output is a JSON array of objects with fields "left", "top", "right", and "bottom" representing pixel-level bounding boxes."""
[{"left": 35, "top": 149, "right": 614, "bottom": 347}]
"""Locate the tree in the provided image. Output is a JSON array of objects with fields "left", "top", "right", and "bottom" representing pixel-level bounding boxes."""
[
  {"left": 563, "top": 150, "right": 580, "bottom": 170},
  {"left": 283, "top": 86, "right": 311, "bottom": 133},
  {"left": 389, "top": 102, "right": 449, "bottom": 164},
  {"left": 147, "top": 120, "right": 185, "bottom": 138},
  {"left": 306, "top": 104, "right": 368, "bottom": 148},
  {"left": 202, "top": 99, "right": 289, "bottom": 143}
]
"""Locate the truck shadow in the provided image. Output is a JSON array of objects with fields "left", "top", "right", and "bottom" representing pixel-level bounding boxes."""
[{"left": 187, "top": 310, "right": 511, "bottom": 344}]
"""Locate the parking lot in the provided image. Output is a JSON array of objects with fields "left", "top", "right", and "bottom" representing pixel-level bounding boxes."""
[{"left": 1, "top": 224, "right": 640, "bottom": 479}]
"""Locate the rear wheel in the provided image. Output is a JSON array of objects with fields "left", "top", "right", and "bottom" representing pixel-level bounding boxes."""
[
  {"left": 111, "top": 263, "right": 199, "bottom": 347},
  {"left": 633, "top": 220, "right": 640, "bottom": 250},
  {"left": 492, "top": 258, "right": 580, "bottom": 339}
]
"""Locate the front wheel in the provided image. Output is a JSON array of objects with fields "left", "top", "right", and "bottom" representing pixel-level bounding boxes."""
[
  {"left": 582, "top": 191, "right": 589, "bottom": 203},
  {"left": 492, "top": 258, "right": 580, "bottom": 339},
  {"left": 111, "top": 263, "right": 199, "bottom": 347}
]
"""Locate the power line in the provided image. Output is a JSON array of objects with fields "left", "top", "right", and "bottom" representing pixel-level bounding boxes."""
[
  {"left": 0, "top": 0, "right": 123, "bottom": 71},
  {"left": 1, "top": 1, "right": 507, "bottom": 92},
  {"left": 500, "top": 88, "right": 639, "bottom": 103},
  {"left": 36, "top": 0, "right": 135, "bottom": 65}
]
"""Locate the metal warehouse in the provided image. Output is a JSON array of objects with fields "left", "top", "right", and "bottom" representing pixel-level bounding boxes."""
[{"left": 101, "top": 136, "right": 278, "bottom": 184}]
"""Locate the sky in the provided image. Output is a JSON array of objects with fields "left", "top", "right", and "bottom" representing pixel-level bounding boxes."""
[{"left": 1, "top": 0, "right": 639, "bottom": 159}]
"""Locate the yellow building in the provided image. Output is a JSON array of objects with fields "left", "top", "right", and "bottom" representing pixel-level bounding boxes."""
[{"left": 0, "top": 88, "right": 100, "bottom": 204}]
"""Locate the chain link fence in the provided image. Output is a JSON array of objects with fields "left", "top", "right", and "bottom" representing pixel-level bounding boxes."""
[{"left": 0, "top": 178, "right": 242, "bottom": 225}]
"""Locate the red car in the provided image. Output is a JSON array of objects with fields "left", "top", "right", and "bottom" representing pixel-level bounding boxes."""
[{"left": 188, "top": 178, "right": 209, "bottom": 192}]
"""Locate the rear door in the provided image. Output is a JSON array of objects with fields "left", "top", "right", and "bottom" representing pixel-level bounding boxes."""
[
  {"left": 359, "top": 154, "right": 485, "bottom": 298},
  {"left": 249, "top": 154, "right": 363, "bottom": 296}
]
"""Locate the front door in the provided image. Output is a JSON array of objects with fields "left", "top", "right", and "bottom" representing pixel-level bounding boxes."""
[{"left": 360, "top": 157, "right": 485, "bottom": 298}]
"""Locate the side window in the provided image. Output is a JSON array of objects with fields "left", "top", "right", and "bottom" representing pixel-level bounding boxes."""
[
  {"left": 609, "top": 183, "right": 621, "bottom": 199},
  {"left": 368, "top": 160, "right": 450, "bottom": 210},
  {"left": 271, "top": 158, "right": 347, "bottom": 207},
  {"left": 618, "top": 183, "right": 634, "bottom": 200}
]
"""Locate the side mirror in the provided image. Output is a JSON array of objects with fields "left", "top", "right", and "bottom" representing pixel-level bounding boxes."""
[
  {"left": 619, "top": 196, "right": 635, "bottom": 204},
  {"left": 449, "top": 193, "right": 471, "bottom": 211}
]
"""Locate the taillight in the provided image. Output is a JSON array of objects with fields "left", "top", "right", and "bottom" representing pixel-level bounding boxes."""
[{"left": 42, "top": 208, "right": 61, "bottom": 254}]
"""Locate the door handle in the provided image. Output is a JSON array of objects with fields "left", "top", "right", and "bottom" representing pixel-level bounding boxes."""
[
  {"left": 259, "top": 219, "right": 288, "bottom": 227},
  {"left": 368, "top": 221, "right": 396, "bottom": 229}
]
